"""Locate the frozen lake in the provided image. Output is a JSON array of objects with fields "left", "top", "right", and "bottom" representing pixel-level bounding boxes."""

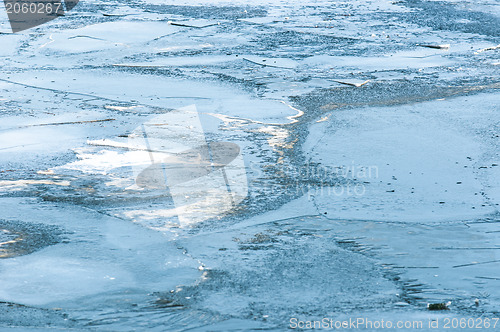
[{"left": 0, "top": 0, "right": 499, "bottom": 330}]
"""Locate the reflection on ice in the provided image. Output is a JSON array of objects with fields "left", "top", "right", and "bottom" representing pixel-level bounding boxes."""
[{"left": 129, "top": 105, "right": 248, "bottom": 226}]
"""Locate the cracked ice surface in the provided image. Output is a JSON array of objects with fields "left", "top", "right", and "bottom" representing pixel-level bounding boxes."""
[{"left": 0, "top": 0, "right": 499, "bottom": 330}]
